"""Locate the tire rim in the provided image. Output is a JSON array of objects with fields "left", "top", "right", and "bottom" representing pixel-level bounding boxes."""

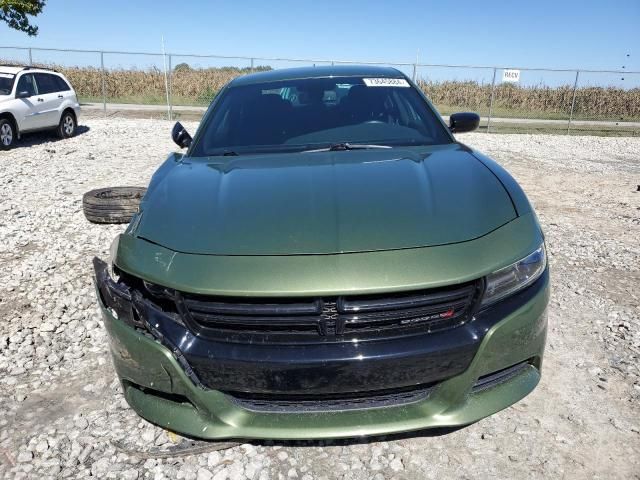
[
  {"left": 1, "top": 123, "right": 12, "bottom": 146},
  {"left": 63, "top": 115, "right": 74, "bottom": 135}
]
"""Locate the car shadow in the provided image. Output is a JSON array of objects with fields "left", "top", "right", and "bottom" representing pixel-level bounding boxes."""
[
  {"left": 12, "top": 125, "right": 90, "bottom": 149},
  {"left": 251, "top": 424, "right": 472, "bottom": 448}
]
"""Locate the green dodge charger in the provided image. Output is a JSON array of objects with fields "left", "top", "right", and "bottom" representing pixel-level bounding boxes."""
[{"left": 94, "top": 65, "right": 549, "bottom": 440}]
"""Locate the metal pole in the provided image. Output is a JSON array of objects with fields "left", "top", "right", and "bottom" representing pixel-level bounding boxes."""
[
  {"left": 168, "top": 54, "right": 173, "bottom": 121},
  {"left": 250, "top": 58, "right": 254, "bottom": 73},
  {"left": 487, "top": 67, "right": 497, "bottom": 133},
  {"left": 100, "top": 51, "right": 106, "bottom": 115},
  {"left": 28, "top": 48, "right": 32, "bottom": 65},
  {"left": 161, "top": 36, "right": 171, "bottom": 120},
  {"left": 567, "top": 70, "right": 580, "bottom": 135},
  {"left": 412, "top": 63, "right": 417, "bottom": 82}
]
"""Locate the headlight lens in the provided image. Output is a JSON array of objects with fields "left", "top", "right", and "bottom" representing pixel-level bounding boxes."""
[{"left": 481, "top": 244, "right": 546, "bottom": 307}]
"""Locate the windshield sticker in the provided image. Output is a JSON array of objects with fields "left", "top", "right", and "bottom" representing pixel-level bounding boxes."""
[
  {"left": 0, "top": 73, "right": 15, "bottom": 79},
  {"left": 363, "top": 78, "right": 410, "bottom": 87}
]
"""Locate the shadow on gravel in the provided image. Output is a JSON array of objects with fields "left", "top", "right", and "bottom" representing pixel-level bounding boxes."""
[
  {"left": 10, "top": 125, "right": 90, "bottom": 149},
  {"left": 254, "top": 424, "right": 473, "bottom": 448},
  {"left": 112, "top": 424, "right": 474, "bottom": 460}
]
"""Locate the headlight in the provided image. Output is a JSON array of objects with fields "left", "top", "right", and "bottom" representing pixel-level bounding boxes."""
[{"left": 481, "top": 244, "right": 546, "bottom": 307}]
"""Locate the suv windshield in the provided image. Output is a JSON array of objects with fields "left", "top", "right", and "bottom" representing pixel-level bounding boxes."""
[
  {"left": 191, "top": 76, "right": 452, "bottom": 156},
  {"left": 0, "top": 73, "right": 16, "bottom": 95}
]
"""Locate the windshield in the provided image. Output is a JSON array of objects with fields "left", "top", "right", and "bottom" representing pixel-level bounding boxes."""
[
  {"left": 0, "top": 73, "right": 16, "bottom": 95},
  {"left": 191, "top": 76, "right": 452, "bottom": 156}
]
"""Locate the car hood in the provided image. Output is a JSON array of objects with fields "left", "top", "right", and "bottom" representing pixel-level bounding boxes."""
[{"left": 135, "top": 144, "right": 517, "bottom": 255}]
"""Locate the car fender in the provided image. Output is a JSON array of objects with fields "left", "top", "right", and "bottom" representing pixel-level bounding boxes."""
[
  {"left": 138, "top": 152, "right": 185, "bottom": 210},
  {"left": 0, "top": 107, "right": 22, "bottom": 136},
  {"left": 59, "top": 97, "right": 80, "bottom": 116},
  {"left": 469, "top": 150, "right": 534, "bottom": 217}
]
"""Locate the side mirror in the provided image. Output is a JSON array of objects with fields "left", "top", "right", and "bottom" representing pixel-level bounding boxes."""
[
  {"left": 16, "top": 91, "right": 31, "bottom": 99},
  {"left": 449, "top": 112, "right": 480, "bottom": 133},
  {"left": 171, "top": 122, "right": 192, "bottom": 149}
]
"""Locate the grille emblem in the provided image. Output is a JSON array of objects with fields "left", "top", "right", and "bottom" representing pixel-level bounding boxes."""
[
  {"left": 319, "top": 301, "right": 345, "bottom": 336},
  {"left": 400, "top": 308, "right": 457, "bottom": 325}
]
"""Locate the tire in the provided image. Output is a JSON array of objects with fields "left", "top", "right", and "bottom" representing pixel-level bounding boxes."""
[
  {"left": 83, "top": 187, "right": 147, "bottom": 224},
  {"left": 0, "top": 118, "right": 16, "bottom": 150},
  {"left": 57, "top": 110, "right": 77, "bottom": 139}
]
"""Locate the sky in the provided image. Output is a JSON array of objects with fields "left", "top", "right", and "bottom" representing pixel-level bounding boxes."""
[{"left": 0, "top": 0, "right": 638, "bottom": 85}]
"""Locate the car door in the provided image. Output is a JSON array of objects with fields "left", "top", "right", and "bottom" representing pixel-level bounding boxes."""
[
  {"left": 33, "top": 73, "right": 64, "bottom": 128},
  {"left": 13, "top": 73, "right": 43, "bottom": 131}
]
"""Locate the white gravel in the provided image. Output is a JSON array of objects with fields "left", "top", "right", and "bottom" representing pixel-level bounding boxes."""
[{"left": 0, "top": 118, "right": 639, "bottom": 479}]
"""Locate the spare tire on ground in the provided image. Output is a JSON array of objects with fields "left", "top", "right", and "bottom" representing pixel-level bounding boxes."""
[{"left": 83, "top": 187, "right": 147, "bottom": 224}]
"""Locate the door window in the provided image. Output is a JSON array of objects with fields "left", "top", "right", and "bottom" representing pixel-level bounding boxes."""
[
  {"left": 34, "top": 73, "right": 59, "bottom": 94},
  {"left": 53, "top": 75, "right": 71, "bottom": 92},
  {"left": 16, "top": 74, "right": 37, "bottom": 96}
]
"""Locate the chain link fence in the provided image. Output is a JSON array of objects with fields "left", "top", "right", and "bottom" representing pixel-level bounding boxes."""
[{"left": 2, "top": 46, "right": 638, "bottom": 136}]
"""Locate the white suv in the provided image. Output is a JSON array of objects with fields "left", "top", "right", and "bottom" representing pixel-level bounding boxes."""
[{"left": 0, "top": 65, "right": 81, "bottom": 150}]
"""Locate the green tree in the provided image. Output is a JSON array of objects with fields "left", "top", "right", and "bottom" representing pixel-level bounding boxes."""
[{"left": 0, "top": 0, "right": 46, "bottom": 36}]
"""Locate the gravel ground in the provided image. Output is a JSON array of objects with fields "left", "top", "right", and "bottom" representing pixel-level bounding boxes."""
[{"left": 0, "top": 118, "right": 638, "bottom": 479}]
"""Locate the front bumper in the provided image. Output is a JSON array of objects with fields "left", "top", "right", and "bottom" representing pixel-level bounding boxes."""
[{"left": 96, "top": 261, "right": 549, "bottom": 440}]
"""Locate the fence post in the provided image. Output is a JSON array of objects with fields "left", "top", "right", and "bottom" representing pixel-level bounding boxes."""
[
  {"left": 168, "top": 54, "right": 173, "bottom": 121},
  {"left": 412, "top": 63, "right": 417, "bottom": 82},
  {"left": 487, "top": 67, "right": 497, "bottom": 133},
  {"left": 250, "top": 58, "right": 254, "bottom": 73},
  {"left": 28, "top": 48, "right": 32, "bottom": 66},
  {"left": 100, "top": 51, "right": 106, "bottom": 115},
  {"left": 567, "top": 70, "right": 580, "bottom": 135}
]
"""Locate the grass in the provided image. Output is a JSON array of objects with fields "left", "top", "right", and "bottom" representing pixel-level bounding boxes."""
[
  {"left": 79, "top": 95, "right": 209, "bottom": 108},
  {"left": 79, "top": 95, "right": 640, "bottom": 126},
  {"left": 437, "top": 104, "right": 640, "bottom": 123}
]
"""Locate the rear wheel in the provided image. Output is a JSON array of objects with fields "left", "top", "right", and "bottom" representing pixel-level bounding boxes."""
[
  {"left": 57, "top": 111, "right": 76, "bottom": 139},
  {"left": 0, "top": 119, "right": 16, "bottom": 150}
]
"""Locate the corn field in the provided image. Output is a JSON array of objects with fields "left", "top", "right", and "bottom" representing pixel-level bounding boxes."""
[
  {"left": 64, "top": 65, "right": 640, "bottom": 120},
  {"left": 418, "top": 80, "right": 640, "bottom": 119}
]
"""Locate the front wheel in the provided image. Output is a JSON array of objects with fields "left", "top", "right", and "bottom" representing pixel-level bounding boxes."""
[
  {"left": 57, "top": 111, "right": 76, "bottom": 139},
  {"left": 0, "top": 119, "right": 16, "bottom": 150}
]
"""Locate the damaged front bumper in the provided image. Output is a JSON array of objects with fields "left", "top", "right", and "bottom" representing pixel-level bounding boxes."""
[{"left": 94, "top": 257, "right": 549, "bottom": 440}]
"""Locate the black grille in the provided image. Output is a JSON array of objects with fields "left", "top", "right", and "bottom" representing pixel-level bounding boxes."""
[
  {"left": 172, "top": 280, "right": 482, "bottom": 343},
  {"left": 225, "top": 383, "right": 436, "bottom": 412}
]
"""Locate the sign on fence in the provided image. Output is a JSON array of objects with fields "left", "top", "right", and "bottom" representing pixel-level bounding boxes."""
[{"left": 502, "top": 69, "right": 520, "bottom": 83}]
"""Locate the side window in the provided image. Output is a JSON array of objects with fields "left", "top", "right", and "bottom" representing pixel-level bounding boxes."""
[
  {"left": 16, "top": 74, "right": 37, "bottom": 96},
  {"left": 53, "top": 75, "right": 71, "bottom": 92},
  {"left": 34, "top": 73, "right": 59, "bottom": 94}
]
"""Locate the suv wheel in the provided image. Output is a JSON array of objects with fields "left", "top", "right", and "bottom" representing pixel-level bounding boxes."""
[
  {"left": 57, "top": 111, "right": 76, "bottom": 139},
  {"left": 0, "top": 119, "right": 16, "bottom": 150}
]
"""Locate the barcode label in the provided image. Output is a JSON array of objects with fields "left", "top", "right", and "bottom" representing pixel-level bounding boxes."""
[{"left": 363, "top": 78, "right": 410, "bottom": 87}]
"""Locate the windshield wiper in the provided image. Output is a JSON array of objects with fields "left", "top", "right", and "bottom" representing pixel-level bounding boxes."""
[
  {"left": 303, "top": 143, "right": 392, "bottom": 153},
  {"left": 205, "top": 150, "right": 240, "bottom": 156}
]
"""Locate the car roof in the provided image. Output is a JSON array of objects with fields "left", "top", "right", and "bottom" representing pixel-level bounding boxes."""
[
  {"left": 0, "top": 65, "right": 60, "bottom": 75},
  {"left": 0, "top": 66, "right": 24, "bottom": 74},
  {"left": 229, "top": 65, "right": 406, "bottom": 87}
]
